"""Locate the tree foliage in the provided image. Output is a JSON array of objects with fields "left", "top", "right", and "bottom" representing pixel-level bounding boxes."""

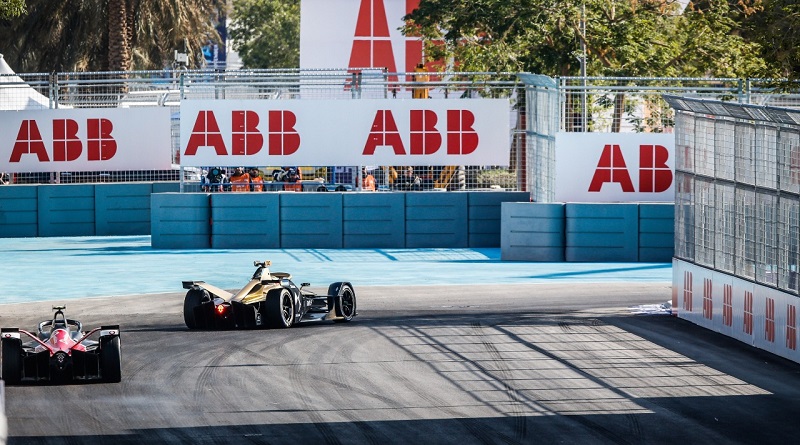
[
  {"left": 228, "top": 0, "right": 299, "bottom": 69},
  {"left": 0, "top": 0, "right": 223, "bottom": 72},
  {"left": 741, "top": 0, "right": 800, "bottom": 80},
  {"left": 0, "top": 0, "right": 25, "bottom": 19},
  {"left": 403, "top": 0, "right": 783, "bottom": 79}
]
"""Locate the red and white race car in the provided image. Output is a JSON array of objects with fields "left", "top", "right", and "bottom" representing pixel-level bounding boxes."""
[{"left": 1, "top": 306, "right": 121, "bottom": 384}]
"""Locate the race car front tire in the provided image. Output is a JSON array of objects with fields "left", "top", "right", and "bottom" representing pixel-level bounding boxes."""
[
  {"left": 265, "top": 288, "right": 294, "bottom": 329},
  {"left": 100, "top": 336, "right": 122, "bottom": 383},
  {"left": 332, "top": 283, "right": 356, "bottom": 322},
  {"left": 184, "top": 288, "right": 210, "bottom": 329},
  {"left": 1, "top": 337, "right": 22, "bottom": 384}
]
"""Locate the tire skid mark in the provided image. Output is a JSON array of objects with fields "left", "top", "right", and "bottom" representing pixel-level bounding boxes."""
[
  {"left": 286, "top": 327, "right": 343, "bottom": 445},
  {"left": 372, "top": 323, "right": 501, "bottom": 445},
  {"left": 193, "top": 339, "right": 241, "bottom": 405},
  {"left": 326, "top": 326, "right": 385, "bottom": 445},
  {"left": 471, "top": 320, "right": 528, "bottom": 444}
]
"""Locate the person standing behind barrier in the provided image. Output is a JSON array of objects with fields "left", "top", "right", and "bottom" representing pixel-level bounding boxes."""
[
  {"left": 412, "top": 63, "right": 429, "bottom": 99},
  {"left": 281, "top": 166, "right": 303, "bottom": 192},
  {"left": 398, "top": 166, "right": 421, "bottom": 191},
  {"left": 0, "top": 172, "right": 9, "bottom": 185},
  {"left": 205, "top": 167, "right": 224, "bottom": 192},
  {"left": 249, "top": 167, "right": 264, "bottom": 191},
  {"left": 362, "top": 167, "right": 376, "bottom": 191},
  {"left": 229, "top": 167, "right": 250, "bottom": 192}
]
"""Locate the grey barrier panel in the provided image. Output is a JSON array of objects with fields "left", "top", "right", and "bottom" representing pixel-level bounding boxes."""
[
  {"left": 280, "top": 193, "right": 343, "bottom": 248},
  {"left": 0, "top": 185, "right": 38, "bottom": 237},
  {"left": 37, "top": 184, "right": 95, "bottom": 237},
  {"left": 565, "top": 203, "right": 639, "bottom": 262},
  {"left": 501, "top": 202, "right": 565, "bottom": 261},
  {"left": 150, "top": 193, "right": 210, "bottom": 249},
  {"left": 95, "top": 183, "right": 153, "bottom": 236},
  {"left": 211, "top": 193, "right": 280, "bottom": 249},
  {"left": 468, "top": 191, "right": 530, "bottom": 247},
  {"left": 343, "top": 192, "right": 405, "bottom": 248},
  {"left": 405, "top": 192, "right": 468, "bottom": 248},
  {"left": 639, "top": 203, "right": 675, "bottom": 262}
]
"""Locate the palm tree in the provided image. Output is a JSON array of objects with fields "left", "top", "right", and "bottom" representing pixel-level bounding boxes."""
[{"left": 0, "top": 0, "right": 224, "bottom": 72}]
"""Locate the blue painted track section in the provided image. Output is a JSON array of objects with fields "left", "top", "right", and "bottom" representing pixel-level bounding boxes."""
[{"left": 0, "top": 236, "right": 672, "bottom": 303}]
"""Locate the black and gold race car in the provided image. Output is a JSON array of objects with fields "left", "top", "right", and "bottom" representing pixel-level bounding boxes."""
[{"left": 182, "top": 261, "right": 356, "bottom": 329}]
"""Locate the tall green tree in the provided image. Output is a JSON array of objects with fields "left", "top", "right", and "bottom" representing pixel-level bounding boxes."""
[
  {"left": 228, "top": 0, "right": 299, "bottom": 69},
  {"left": 0, "top": 0, "right": 224, "bottom": 72},
  {"left": 403, "top": 0, "right": 767, "bottom": 78},
  {"left": 741, "top": 0, "right": 800, "bottom": 80}
]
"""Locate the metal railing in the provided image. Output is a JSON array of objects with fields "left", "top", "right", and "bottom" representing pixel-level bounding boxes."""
[{"left": 3, "top": 69, "right": 800, "bottom": 194}]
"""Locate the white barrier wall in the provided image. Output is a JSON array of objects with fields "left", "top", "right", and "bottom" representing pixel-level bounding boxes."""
[{"left": 674, "top": 259, "right": 800, "bottom": 363}]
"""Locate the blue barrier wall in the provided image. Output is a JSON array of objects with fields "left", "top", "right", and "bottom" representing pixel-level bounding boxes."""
[
  {"left": 501, "top": 202, "right": 674, "bottom": 262},
  {"left": 639, "top": 203, "right": 675, "bottom": 262},
  {"left": 501, "top": 202, "right": 565, "bottom": 261},
  {"left": 566, "top": 203, "right": 639, "bottom": 262},
  {"left": 343, "top": 193, "right": 405, "bottom": 248},
  {"left": 469, "top": 192, "right": 530, "bottom": 247},
  {"left": 38, "top": 185, "right": 96, "bottom": 237},
  {"left": 211, "top": 193, "right": 280, "bottom": 248},
  {"left": 96, "top": 183, "right": 153, "bottom": 236},
  {"left": 406, "top": 193, "right": 468, "bottom": 248},
  {"left": 151, "top": 193, "right": 210, "bottom": 249},
  {"left": 0, "top": 185, "right": 37, "bottom": 237},
  {"left": 281, "top": 193, "right": 344, "bottom": 248},
  {"left": 148, "top": 191, "right": 527, "bottom": 249}
]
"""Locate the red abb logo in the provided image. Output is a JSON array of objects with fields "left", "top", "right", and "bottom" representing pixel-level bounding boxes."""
[
  {"left": 9, "top": 119, "right": 117, "bottom": 162},
  {"left": 363, "top": 109, "right": 478, "bottom": 155},
  {"left": 184, "top": 110, "right": 300, "bottom": 156},
  {"left": 348, "top": 0, "right": 443, "bottom": 81},
  {"left": 588, "top": 144, "right": 673, "bottom": 193}
]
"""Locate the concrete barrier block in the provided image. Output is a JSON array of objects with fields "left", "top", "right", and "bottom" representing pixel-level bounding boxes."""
[
  {"left": 0, "top": 185, "right": 38, "bottom": 237},
  {"left": 639, "top": 203, "right": 675, "bottom": 262},
  {"left": 95, "top": 183, "right": 153, "bottom": 236},
  {"left": 280, "top": 193, "right": 343, "bottom": 248},
  {"left": 211, "top": 193, "right": 280, "bottom": 248},
  {"left": 565, "top": 203, "right": 638, "bottom": 262},
  {"left": 405, "top": 192, "right": 468, "bottom": 248},
  {"left": 152, "top": 182, "right": 180, "bottom": 193},
  {"left": 37, "top": 185, "right": 95, "bottom": 237},
  {"left": 501, "top": 202, "right": 565, "bottom": 261},
  {"left": 468, "top": 191, "right": 529, "bottom": 247},
  {"left": 343, "top": 193, "right": 405, "bottom": 248},
  {"left": 151, "top": 193, "right": 210, "bottom": 248}
]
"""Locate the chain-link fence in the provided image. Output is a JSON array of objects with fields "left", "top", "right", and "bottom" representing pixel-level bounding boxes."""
[
  {"left": 4, "top": 69, "right": 800, "bottom": 194},
  {"left": 1, "top": 68, "right": 524, "bottom": 191},
  {"left": 666, "top": 95, "right": 800, "bottom": 295}
]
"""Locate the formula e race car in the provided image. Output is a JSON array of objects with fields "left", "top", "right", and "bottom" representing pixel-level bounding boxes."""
[
  {"left": 1, "top": 306, "right": 121, "bottom": 384},
  {"left": 182, "top": 260, "right": 356, "bottom": 329}
]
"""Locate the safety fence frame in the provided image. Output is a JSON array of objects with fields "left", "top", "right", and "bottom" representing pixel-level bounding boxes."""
[
  {"left": 4, "top": 69, "right": 800, "bottom": 195},
  {"left": 665, "top": 95, "right": 800, "bottom": 296}
]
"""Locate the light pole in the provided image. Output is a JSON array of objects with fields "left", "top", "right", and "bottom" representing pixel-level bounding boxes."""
[{"left": 580, "top": 2, "right": 587, "bottom": 132}]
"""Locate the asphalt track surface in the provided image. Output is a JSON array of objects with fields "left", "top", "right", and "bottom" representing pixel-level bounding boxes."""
[{"left": 2, "top": 237, "right": 800, "bottom": 444}]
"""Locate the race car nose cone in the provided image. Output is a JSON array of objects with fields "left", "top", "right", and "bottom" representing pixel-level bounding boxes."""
[{"left": 53, "top": 351, "right": 69, "bottom": 370}]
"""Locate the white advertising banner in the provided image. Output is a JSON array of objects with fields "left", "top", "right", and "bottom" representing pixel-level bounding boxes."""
[
  {"left": 300, "top": 0, "right": 419, "bottom": 73},
  {"left": 179, "top": 99, "right": 510, "bottom": 166},
  {"left": 555, "top": 132, "right": 675, "bottom": 202},
  {"left": 0, "top": 108, "right": 172, "bottom": 172}
]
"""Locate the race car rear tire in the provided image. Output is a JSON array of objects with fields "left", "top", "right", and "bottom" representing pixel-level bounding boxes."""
[
  {"left": 184, "top": 288, "right": 209, "bottom": 329},
  {"left": 1, "top": 337, "right": 22, "bottom": 384},
  {"left": 265, "top": 288, "right": 294, "bottom": 329},
  {"left": 333, "top": 283, "right": 356, "bottom": 322},
  {"left": 100, "top": 336, "right": 122, "bottom": 383}
]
